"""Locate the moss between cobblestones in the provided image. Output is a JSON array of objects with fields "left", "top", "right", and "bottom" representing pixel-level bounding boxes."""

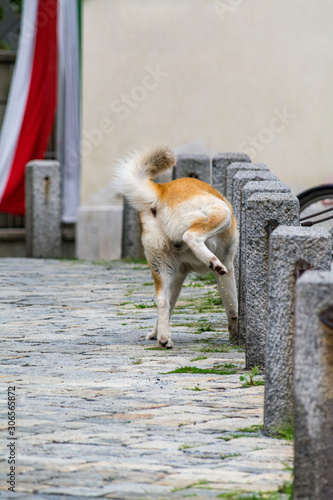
[
  {"left": 161, "top": 364, "right": 237, "bottom": 375},
  {"left": 216, "top": 480, "right": 293, "bottom": 498}
]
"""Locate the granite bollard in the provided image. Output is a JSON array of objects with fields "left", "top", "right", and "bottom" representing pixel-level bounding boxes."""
[
  {"left": 294, "top": 271, "right": 333, "bottom": 499},
  {"left": 212, "top": 152, "right": 251, "bottom": 196},
  {"left": 25, "top": 160, "right": 62, "bottom": 258},
  {"left": 173, "top": 154, "right": 210, "bottom": 183},
  {"left": 244, "top": 192, "right": 299, "bottom": 369},
  {"left": 264, "top": 227, "right": 332, "bottom": 437},
  {"left": 225, "top": 163, "right": 269, "bottom": 203},
  {"left": 231, "top": 169, "right": 277, "bottom": 292},
  {"left": 232, "top": 170, "right": 278, "bottom": 223},
  {"left": 238, "top": 181, "right": 291, "bottom": 346},
  {"left": 122, "top": 199, "right": 145, "bottom": 259}
]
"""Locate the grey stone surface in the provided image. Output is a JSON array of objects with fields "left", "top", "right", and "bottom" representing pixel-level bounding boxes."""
[
  {"left": 294, "top": 271, "right": 333, "bottom": 500},
  {"left": 238, "top": 181, "right": 292, "bottom": 346},
  {"left": 122, "top": 199, "right": 145, "bottom": 259},
  {"left": 264, "top": 227, "right": 332, "bottom": 437},
  {"left": 231, "top": 170, "right": 277, "bottom": 293},
  {"left": 225, "top": 163, "right": 269, "bottom": 203},
  {"left": 212, "top": 153, "right": 251, "bottom": 195},
  {"left": 173, "top": 154, "right": 210, "bottom": 184},
  {"left": 0, "top": 258, "right": 293, "bottom": 499},
  {"left": 25, "top": 161, "right": 62, "bottom": 258},
  {"left": 244, "top": 192, "right": 299, "bottom": 369},
  {"left": 232, "top": 171, "right": 278, "bottom": 224},
  {"left": 76, "top": 206, "right": 122, "bottom": 260}
]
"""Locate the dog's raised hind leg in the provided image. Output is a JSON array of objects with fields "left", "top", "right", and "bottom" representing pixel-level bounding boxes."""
[{"left": 183, "top": 231, "right": 228, "bottom": 275}]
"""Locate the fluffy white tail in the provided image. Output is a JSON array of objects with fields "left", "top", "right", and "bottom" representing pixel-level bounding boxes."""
[{"left": 111, "top": 145, "right": 176, "bottom": 210}]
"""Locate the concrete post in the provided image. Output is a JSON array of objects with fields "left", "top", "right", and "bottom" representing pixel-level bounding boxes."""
[
  {"left": 121, "top": 200, "right": 145, "bottom": 259},
  {"left": 225, "top": 163, "right": 269, "bottom": 203},
  {"left": 212, "top": 152, "right": 251, "bottom": 196},
  {"left": 264, "top": 227, "right": 332, "bottom": 437},
  {"left": 76, "top": 206, "right": 123, "bottom": 260},
  {"left": 238, "top": 181, "right": 291, "bottom": 346},
  {"left": 244, "top": 192, "right": 299, "bottom": 369},
  {"left": 294, "top": 271, "right": 333, "bottom": 499},
  {"left": 173, "top": 154, "right": 210, "bottom": 184},
  {"left": 25, "top": 160, "right": 62, "bottom": 258}
]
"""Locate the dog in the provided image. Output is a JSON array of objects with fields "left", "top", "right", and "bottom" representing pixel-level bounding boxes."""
[{"left": 113, "top": 145, "right": 239, "bottom": 348}]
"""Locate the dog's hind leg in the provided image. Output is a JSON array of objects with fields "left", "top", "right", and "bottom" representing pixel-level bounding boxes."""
[
  {"left": 214, "top": 262, "right": 238, "bottom": 341},
  {"left": 182, "top": 204, "right": 232, "bottom": 274},
  {"left": 146, "top": 266, "right": 188, "bottom": 346}
]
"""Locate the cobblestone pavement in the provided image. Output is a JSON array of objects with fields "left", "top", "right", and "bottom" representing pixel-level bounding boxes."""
[{"left": 1, "top": 258, "right": 293, "bottom": 499}]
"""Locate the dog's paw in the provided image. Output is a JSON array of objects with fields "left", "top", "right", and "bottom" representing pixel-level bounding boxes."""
[
  {"left": 146, "top": 323, "right": 158, "bottom": 340},
  {"left": 146, "top": 330, "right": 157, "bottom": 340},
  {"left": 158, "top": 337, "right": 174, "bottom": 349},
  {"left": 228, "top": 316, "right": 238, "bottom": 342},
  {"left": 209, "top": 258, "right": 228, "bottom": 275}
]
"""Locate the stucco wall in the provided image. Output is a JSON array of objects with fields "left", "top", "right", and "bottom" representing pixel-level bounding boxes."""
[{"left": 82, "top": 0, "right": 333, "bottom": 204}]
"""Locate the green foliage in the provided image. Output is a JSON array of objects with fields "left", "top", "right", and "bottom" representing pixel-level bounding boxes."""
[
  {"left": 162, "top": 364, "right": 237, "bottom": 376},
  {"left": 185, "top": 386, "right": 206, "bottom": 391},
  {"left": 11, "top": 0, "right": 22, "bottom": 14},
  {"left": 131, "top": 358, "right": 142, "bottom": 365},
  {"left": 134, "top": 302, "right": 157, "bottom": 309},
  {"left": 192, "top": 272, "right": 216, "bottom": 285},
  {"left": 239, "top": 366, "right": 264, "bottom": 388},
  {"left": 272, "top": 422, "right": 294, "bottom": 441}
]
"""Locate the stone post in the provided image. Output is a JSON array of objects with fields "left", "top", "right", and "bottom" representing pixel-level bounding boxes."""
[
  {"left": 238, "top": 181, "right": 291, "bottom": 346},
  {"left": 294, "top": 271, "right": 333, "bottom": 499},
  {"left": 225, "top": 163, "right": 269, "bottom": 203},
  {"left": 264, "top": 227, "right": 332, "bottom": 437},
  {"left": 244, "top": 192, "right": 299, "bottom": 369},
  {"left": 121, "top": 200, "right": 145, "bottom": 259},
  {"left": 173, "top": 154, "right": 210, "bottom": 184},
  {"left": 25, "top": 160, "right": 62, "bottom": 258},
  {"left": 212, "top": 152, "right": 251, "bottom": 196},
  {"left": 231, "top": 170, "right": 277, "bottom": 292},
  {"left": 232, "top": 170, "right": 278, "bottom": 223}
]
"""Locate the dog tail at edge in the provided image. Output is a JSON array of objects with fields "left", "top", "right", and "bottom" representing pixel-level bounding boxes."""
[{"left": 111, "top": 145, "right": 176, "bottom": 211}]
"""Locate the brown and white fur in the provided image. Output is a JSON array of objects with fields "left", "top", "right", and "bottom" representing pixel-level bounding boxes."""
[{"left": 112, "top": 145, "right": 239, "bottom": 349}]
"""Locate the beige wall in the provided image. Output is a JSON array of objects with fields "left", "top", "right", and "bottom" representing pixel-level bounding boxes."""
[{"left": 82, "top": 0, "right": 333, "bottom": 204}]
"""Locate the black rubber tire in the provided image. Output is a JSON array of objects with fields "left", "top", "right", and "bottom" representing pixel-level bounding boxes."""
[{"left": 297, "top": 184, "right": 333, "bottom": 211}]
